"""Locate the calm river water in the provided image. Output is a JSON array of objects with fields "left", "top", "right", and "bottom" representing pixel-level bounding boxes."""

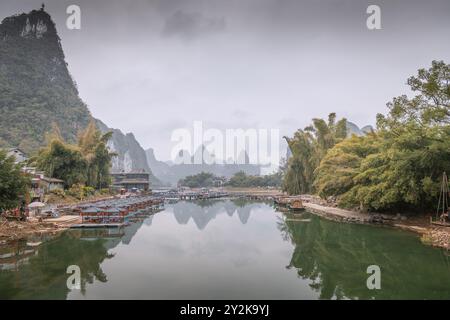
[{"left": 1, "top": 199, "right": 449, "bottom": 299}]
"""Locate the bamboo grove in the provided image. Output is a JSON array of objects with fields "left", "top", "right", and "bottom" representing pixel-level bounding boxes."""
[
  {"left": 32, "top": 121, "right": 115, "bottom": 189},
  {"left": 283, "top": 61, "right": 450, "bottom": 212}
]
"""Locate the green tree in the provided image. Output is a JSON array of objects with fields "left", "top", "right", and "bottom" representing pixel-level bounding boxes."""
[
  {"left": 314, "top": 60, "right": 450, "bottom": 212},
  {"left": 0, "top": 150, "right": 30, "bottom": 210},
  {"left": 78, "top": 121, "right": 114, "bottom": 189},
  {"left": 35, "top": 136, "right": 88, "bottom": 188},
  {"left": 283, "top": 113, "right": 347, "bottom": 194},
  {"left": 226, "top": 170, "right": 282, "bottom": 188},
  {"left": 179, "top": 172, "right": 215, "bottom": 188},
  {"left": 34, "top": 122, "right": 115, "bottom": 189},
  {"left": 314, "top": 133, "right": 381, "bottom": 200}
]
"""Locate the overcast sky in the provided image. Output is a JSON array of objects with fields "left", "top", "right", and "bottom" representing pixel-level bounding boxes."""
[{"left": 2, "top": 0, "right": 450, "bottom": 163}]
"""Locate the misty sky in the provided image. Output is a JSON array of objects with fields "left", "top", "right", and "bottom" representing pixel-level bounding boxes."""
[{"left": 2, "top": 0, "right": 450, "bottom": 164}]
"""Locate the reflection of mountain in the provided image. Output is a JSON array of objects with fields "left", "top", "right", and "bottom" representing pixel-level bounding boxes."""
[
  {"left": 224, "top": 201, "right": 236, "bottom": 217},
  {"left": 236, "top": 206, "right": 251, "bottom": 224},
  {"left": 171, "top": 200, "right": 263, "bottom": 230},
  {"left": 278, "top": 214, "right": 450, "bottom": 299},
  {"left": 121, "top": 220, "right": 144, "bottom": 245},
  {"left": 144, "top": 214, "right": 154, "bottom": 226}
]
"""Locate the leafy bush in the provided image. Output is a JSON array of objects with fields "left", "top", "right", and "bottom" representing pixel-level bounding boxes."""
[
  {"left": 66, "top": 184, "right": 84, "bottom": 200},
  {"left": 0, "top": 150, "right": 30, "bottom": 210},
  {"left": 49, "top": 188, "right": 65, "bottom": 197},
  {"left": 179, "top": 172, "right": 215, "bottom": 188},
  {"left": 82, "top": 186, "right": 95, "bottom": 197}
]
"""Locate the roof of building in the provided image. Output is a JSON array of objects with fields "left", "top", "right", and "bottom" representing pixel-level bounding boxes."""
[
  {"left": 6, "top": 147, "right": 27, "bottom": 155},
  {"left": 111, "top": 171, "right": 149, "bottom": 175},
  {"left": 82, "top": 207, "right": 100, "bottom": 213},
  {"left": 113, "top": 179, "right": 149, "bottom": 184},
  {"left": 41, "top": 177, "right": 65, "bottom": 183}
]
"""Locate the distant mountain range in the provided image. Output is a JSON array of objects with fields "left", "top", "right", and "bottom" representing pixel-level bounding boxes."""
[{"left": 146, "top": 146, "right": 261, "bottom": 186}]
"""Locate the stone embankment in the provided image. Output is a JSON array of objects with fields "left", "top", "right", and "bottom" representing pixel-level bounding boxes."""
[{"left": 302, "top": 201, "right": 449, "bottom": 250}]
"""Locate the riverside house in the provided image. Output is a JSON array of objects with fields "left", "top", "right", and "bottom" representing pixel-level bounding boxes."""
[
  {"left": 111, "top": 171, "right": 150, "bottom": 192},
  {"left": 23, "top": 167, "right": 64, "bottom": 201}
]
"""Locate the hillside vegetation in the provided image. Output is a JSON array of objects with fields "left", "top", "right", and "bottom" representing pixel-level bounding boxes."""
[{"left": 0, "top": 9, "right": 91, "bottom": 153}]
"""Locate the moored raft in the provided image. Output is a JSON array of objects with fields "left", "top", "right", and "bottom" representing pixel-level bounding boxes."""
[{"left": 68, "top": 195, "right": 165, "bottom": 228}]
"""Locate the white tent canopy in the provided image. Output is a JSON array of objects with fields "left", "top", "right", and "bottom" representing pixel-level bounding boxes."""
[{"left": 28, "top": 202, "right": 46, "bottom": 208}]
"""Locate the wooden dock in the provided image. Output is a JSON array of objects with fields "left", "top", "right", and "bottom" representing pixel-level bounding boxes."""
[{"left": 70, "top": 223, "right": 126, "bottom": 229}]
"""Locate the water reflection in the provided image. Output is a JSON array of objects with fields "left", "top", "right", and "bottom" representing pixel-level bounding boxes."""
[
  {"left": 1, "top": 201, "right": 449, "bottom": 299},
  {"left": 0, "top": 217, "right": 148, "bottom": 299},
  {"left": 278, "top": 212, "right": 450, "bottom": 299},
  {"left": 171, "top": 199, "right": 265, "bottom": 229},
  {"left": 0, "top": 233, "right": 110, "bottom": 299},
  {"left": 0, "top": 240, "right": 39, "bottom": 272}
]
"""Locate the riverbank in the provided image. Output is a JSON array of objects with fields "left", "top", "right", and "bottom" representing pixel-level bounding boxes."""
[
  {"left": 222, "top": 189, "right": 450, "bottom": 249},
  {"left": 0, "top": 215, "right": 80, "bottom": 242},
  {"left": 302, "top": 202, "right": 450, "bottom": 250},
  {"left": 0, "top": 193, "right": 162, "bottom": 242},
  {"left": 0, "top": 194, "right": 114, "bottom": 242},
  {"left": 224, "top": 187, "right": 283, "bottom": 197}
]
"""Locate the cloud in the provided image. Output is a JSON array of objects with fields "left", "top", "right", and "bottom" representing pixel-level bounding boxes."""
[{"left": 162, "top": 10, "right": 226, "bottom": 41}]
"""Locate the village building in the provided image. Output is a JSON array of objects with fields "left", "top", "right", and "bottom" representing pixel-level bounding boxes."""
[
  {"left": 1, "top": 148, "right": 65, "bottom": 200},
  {"left": 23, "top": 167, "right": 64, "bottom": 201},
  {"left": 5, "top": 148, "right": 28, "bottom": 163},
  {"left": 111, "top": 171, "right": 150, "bottom": 192}
]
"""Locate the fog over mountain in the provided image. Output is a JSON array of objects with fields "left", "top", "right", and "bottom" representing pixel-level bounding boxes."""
[
  {"left": 1, "top": 0, "right": 449, "bottom": 166},
  {"left": 146, "top": 145, "right": 260, "bottom": 186}
]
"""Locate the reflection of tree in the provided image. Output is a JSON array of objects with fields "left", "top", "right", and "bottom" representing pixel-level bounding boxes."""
[
  {"left": 0, "top": 217, "right": 150, "bottom": 300},
  {"left": 191, "top": 199, "right": 217, "bottom": 208},
  {"left": 276, "top": 216, "right": 290, "bottom": 242},
  {"left": 230, "top": 198, "right": 249, "bottom": 208},
  {"left": 0, "top": 232, "right": 115, "bottom": 299},
  {"left": 279, "top": 213, "right": 450, "bottom": 299},
  {"left": 237, "top": 206, "right": 251, "bottom": 224}
]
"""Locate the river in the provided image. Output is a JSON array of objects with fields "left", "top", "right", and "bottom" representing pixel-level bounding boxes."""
[{"left": 0, "top": 199, "right": 449, "bottom": 299}]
